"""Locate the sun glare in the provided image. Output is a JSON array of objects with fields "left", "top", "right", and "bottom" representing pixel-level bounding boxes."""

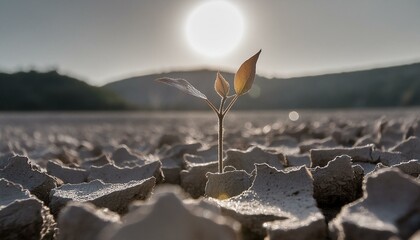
[{"left": 185, "top": 1, "right": 244, "bottom": 57}]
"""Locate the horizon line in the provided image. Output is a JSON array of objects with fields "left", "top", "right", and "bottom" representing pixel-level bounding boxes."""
[{"left": 1, "top": 57, "right": 419, "bottom": 87}]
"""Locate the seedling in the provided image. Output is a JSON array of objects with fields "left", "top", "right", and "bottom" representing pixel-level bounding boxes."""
[{"left": 156, "top": 50, "right": 261, "bottom": 173}]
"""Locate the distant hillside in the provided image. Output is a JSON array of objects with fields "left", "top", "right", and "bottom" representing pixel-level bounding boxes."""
[
  {"left": 0, "top": 71, "right": 132, "bottom": 110},
  {"left": 104, "top": 70, "right": 236, "bottom": 110},
  {"left": 104, "top": 63, "right": 420, "bottom": 110}
]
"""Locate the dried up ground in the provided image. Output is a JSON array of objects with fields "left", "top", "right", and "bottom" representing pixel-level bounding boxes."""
[{"left": 0, "top": 109, "right": 419, "bottom": 240}]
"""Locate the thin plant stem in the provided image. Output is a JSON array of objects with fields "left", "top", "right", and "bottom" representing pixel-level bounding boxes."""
[
  {"left": 206, "top": 95, "right": 238, "bottom": 173},
  {"left": 218, "top": 114, "right": 224, "bottom": 173},
  {"left": 219, "top": 97, "right": 226, "bottom": 116},
  {"left": 217, "top": 97, "right": 227, "bottom": 173},
  {"left": 222, "top": 94, "right": 239, "bottom": 116},
  {"left": 205, "top": 99, "right": 219, "bottom": 114}
]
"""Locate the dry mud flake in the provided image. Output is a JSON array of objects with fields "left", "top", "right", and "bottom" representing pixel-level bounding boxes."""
[
  {"left": 100, "top": 186, "right": 241, "bottom": 240},
  {"left": 372, "top": 159, "right": 420, "bottom": 178},
  {"left": 205, "top": 169, "right": 253, "bottom": 199},
  {"left": 211, "top": 164, "right": 326, "bottom": 240},
  {"left": 49, "top": 177, "right": 155, "bottom": 215},
  {"left": 311, "top": 155, "right": 364, "bottom": 207},
  {"left": 194, "top": 144, "right": 218, "bottom": 162},
  {"left": 372, "top": 150, "right": 408, "bottom": 166},
  {"left": 47, "top": 160, "right": 88, "bottom": 184},
  {"left": 353, "top": 134, "right": 376, "bottom": 147},
  {"left": 332, "top": 124, "right": 365, "bottom": 145},
  {"left": 184, "top": 154, "right": 207, "bottom": 164},
  {"left": 0, "top": 179, "right": 55, "bottom": 240},
  {"left": 329, "top": 168, "right": 420, "bottom": 240},
  {"left": 390, "top": 136, "right": 420, "bottom": 160},
  {"left": 160, "top": 142, "right": 202, "bottom": 158},
  {"left": 378, "top": 121, "right": 407, "bottom": 148},
  {"left": 111, "top": 145, "right": 147, "bottom": 167},
  {"left": 0, "top": 151, "right": 16, "bottom": 169},
  {"left": 310, "top": 144, "right": 376, "bottom": 167},
  {"left": 286, "top": 154, "right": 311, "bottom": 167},
  {"left": 298, "top": 137, "right": 339, "bottom": 153},
  {"left": 88, "top": 161, "right": 163, "bottom": 183},
  {"left": 57, "top": 202, "right": 120, "bottom": 240},
  {"left": 180, "top": 161, "right": 218, "bottom": 198},
  {"left": 0, "top": 155, "right": 58, "bottom": 203},
  {"left": 81, "top": 154, "right": 113, "bottom": 168},
  {"left": 224, "top": 146, "right": 286, "bottom": 174},
  {"left": 160, "top": 156, "right": 184, "bottom": 184}
]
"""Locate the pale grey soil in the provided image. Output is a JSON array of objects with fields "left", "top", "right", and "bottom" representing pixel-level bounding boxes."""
[
  {"left": 1, "top": 109, "right": 418, "bottom": 159},
  {"left": 1, "top": 109, "right": 419, "bottom": 240},
  {"left": 1, "top": 108, "right": 418, "bottom": 134}
]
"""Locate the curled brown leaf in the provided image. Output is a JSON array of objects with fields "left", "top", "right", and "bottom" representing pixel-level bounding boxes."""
[
  {"left": 234, "top": 49, "right": 261, "bottom": 95},
  {"left": 214, "top": 72, "right": 230, "bottom": 98}
]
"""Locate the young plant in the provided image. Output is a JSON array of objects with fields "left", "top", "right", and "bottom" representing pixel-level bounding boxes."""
[{"left": 156, "top": 50, "right": 261, "bottom": 173}]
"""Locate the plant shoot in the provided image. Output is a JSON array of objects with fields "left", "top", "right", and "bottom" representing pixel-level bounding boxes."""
[{"left": 156, "top": 50, "right": 261, "bottom": 173}]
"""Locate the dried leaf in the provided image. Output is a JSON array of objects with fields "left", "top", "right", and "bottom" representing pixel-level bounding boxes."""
[
  {"left": 155, "top": 78, "right": 207, "bottom": 99},
  {"left": 214, "top": 72, "right": 230, "bottom": 98},
  {"left": 234, "top": 49, "right": 261, "bottom": 95}
]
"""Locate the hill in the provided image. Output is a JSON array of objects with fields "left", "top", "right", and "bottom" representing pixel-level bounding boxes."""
[
  {"left": 0, "top": 71, "right": 132, "bottom": 111},
  {"left": 103, "top": 63, "right": 420, "bottom": 110}
]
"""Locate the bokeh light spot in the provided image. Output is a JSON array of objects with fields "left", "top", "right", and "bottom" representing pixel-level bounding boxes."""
[{"left": 288, "top": 111, "right": 299, "bottom": 121}]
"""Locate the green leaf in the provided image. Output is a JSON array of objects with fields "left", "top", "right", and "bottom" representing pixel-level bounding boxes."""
[
  {"left": 214, "top": 72, "right": 230, "bottom": 98},
  {"left": 234, "top": 49, "right": 261, "bottom": 95},
  {"left": 155, "top": 78, "right": 207, "bottom": 99}
]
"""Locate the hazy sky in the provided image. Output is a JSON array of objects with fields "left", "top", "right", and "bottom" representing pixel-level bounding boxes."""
[{"left": 1, "top": 0, "right": 420, "bottom": 85}]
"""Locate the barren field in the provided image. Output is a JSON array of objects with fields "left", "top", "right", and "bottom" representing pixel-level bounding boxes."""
[{"left": 1, "top": 109, "right": 419, "bottom": 240}]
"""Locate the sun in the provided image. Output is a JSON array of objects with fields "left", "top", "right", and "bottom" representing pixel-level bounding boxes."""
[{"left": 185, "top": 1, "right": 244, "bottom": 58}]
